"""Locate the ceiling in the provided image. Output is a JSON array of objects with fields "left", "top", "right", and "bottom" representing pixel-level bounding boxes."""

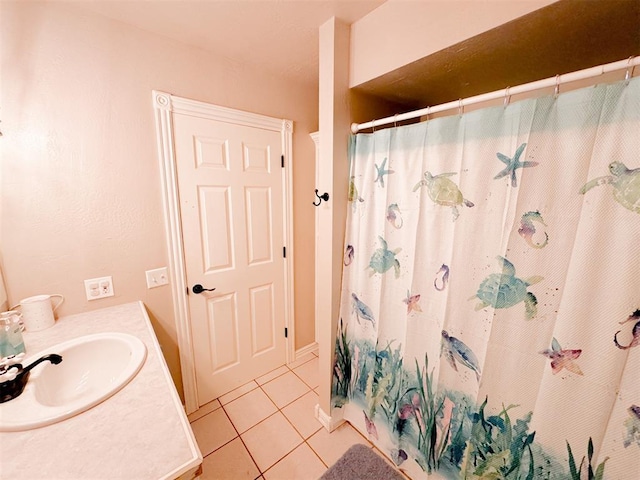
[
  {"left": 64, "top": 0, "right": 386, "bottom": 87},
  {"left": 63, "top": 0, "right": 639, "bottom": 107},
  {"left": 353, "top": 0, "right": 640, "bottom": 110}
]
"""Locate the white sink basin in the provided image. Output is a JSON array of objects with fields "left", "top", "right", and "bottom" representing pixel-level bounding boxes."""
[{"left": 0, "top": 332, "right": 147, "bottom": 431}]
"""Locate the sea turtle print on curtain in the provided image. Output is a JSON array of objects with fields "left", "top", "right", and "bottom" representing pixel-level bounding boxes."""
[
  {"left": 471, "top": 256, "right": 543, "bottom": 320},
  {"left": 332, "top": 78, "right": 640, "bottom": 479},
  {"left": 580, "top": 162, "right": 640, "bottom": 213},
  {"left": 368, "top": 236, "right": 401, "bottom": 278},
  {"left": 413, "top": 171, "right": 474, "bottom": 221}
]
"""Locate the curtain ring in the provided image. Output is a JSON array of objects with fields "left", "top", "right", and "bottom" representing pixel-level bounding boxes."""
[
  {"left": 393, "top": 114, "right": 398, "bottom": 128},
  {"left": 458, "top": 99, "right": 463, "bottom": 116},
  {"left": 371, "top": 119, "right": 376, "bottom": 132},
  {"left": 625, "top": 56, "right": 636, "bottom": 83},
  {"left": 554, "top": 74, "right": 561, "bottom": 98},
  {"left": 503, "top": 86, "right": 511, "bottom": 107},
  {"left": 425, "top": 106, "right": 430, "bottom": 122}
]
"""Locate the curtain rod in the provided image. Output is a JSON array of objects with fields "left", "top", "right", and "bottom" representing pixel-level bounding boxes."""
[{"left": 351, "top": 56, "right": 639, "bottom": 134}]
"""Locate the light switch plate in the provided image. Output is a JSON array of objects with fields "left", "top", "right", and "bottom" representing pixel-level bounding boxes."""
[{"left": 146, "top": 267, "right": 169, "bottom": 289}]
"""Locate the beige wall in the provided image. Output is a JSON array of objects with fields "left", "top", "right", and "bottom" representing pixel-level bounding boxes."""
[
  {"left": 350, "top": 0, "right": 556, "bottom": 87},
  {"left": 317, "top": 17, "right": 351, "bottom": 418},
  {"left": 1, "top": 1, "right": 317, "bottom": 400},
  {"left": 0, "top": 266, "right": 7, "bottom": 312}
]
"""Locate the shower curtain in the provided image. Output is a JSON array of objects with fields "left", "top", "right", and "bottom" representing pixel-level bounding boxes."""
[{"left": 332, "top": 78, "right": 639, "bottom": 479}]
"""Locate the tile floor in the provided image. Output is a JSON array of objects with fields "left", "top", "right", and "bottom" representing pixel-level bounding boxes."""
[{"left": 187, "top": 351, "right": 389, "bottom": 480}]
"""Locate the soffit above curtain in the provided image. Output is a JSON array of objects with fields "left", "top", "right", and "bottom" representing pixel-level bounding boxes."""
[{"left": 353, "top": 0, "right": 640, "bottom": 111}]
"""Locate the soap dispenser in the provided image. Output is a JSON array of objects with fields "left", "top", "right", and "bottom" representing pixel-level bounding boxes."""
[{"left": 0, "top": 311, "right": 26, "bottom": 359}]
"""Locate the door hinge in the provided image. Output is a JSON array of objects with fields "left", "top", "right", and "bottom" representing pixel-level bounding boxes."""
[
  {"left": 281, "top": 155, "right": 285, "bottom": 168},
  {"left": 283, "top": 246, "right": 286, "bottom": 258},
  {"left": 285, "top": 327, "right": 288, "bottom": 338}
]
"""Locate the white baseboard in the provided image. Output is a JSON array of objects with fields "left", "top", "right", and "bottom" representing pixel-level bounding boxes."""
[
  {"left": 295, "top": 342, "right": 318, "bottom": 359},
  {"left": 314, "top": 404, "right": 344, "bottom": 432}
]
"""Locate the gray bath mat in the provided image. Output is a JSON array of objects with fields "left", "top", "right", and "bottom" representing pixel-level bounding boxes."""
[{"left": 320, "top": 444, "right": 404, "bottom": 480}]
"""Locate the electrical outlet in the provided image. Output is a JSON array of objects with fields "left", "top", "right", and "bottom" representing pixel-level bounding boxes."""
[
  {"left": 145, "top": 267, "right": 169, "bottom": 289},
  {"left": 84, "top": 276, "right": 114, "bottom": 300}
]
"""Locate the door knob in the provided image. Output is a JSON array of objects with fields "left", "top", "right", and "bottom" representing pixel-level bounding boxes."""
[{"left": 192, "top": 284, "right": 216, "bottom": 294}]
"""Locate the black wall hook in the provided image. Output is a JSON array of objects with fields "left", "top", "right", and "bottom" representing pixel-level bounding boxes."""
[{"left": 313, "top": 189, "right": 330, "bottom": 206}]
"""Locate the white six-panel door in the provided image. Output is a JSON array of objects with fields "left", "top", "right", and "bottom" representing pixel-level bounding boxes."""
[{"left": 173, "top": 114, "right": 287, "bottom": 405}]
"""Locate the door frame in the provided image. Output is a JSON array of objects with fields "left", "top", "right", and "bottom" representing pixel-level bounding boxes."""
[{"left": 152, "top": 91, "right": 295, "bottom": 414}]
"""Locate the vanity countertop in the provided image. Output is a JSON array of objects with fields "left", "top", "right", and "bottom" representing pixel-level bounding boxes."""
[{"left": 0, "top": 301, "right": 202, "bottom": 480}]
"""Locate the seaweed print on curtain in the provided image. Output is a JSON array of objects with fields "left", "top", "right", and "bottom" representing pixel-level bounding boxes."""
[{"left": 333, "top": 78, "right": 640, "bottom": 480}]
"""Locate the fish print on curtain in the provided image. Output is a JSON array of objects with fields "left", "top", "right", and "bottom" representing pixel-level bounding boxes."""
[{"left": 332, "top": 78, "right": 640, "bottom": 480}]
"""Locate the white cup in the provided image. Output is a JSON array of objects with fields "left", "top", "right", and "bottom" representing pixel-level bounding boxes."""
[{"left": 13, "top": 294, "right": 64, "bottom": 332}]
